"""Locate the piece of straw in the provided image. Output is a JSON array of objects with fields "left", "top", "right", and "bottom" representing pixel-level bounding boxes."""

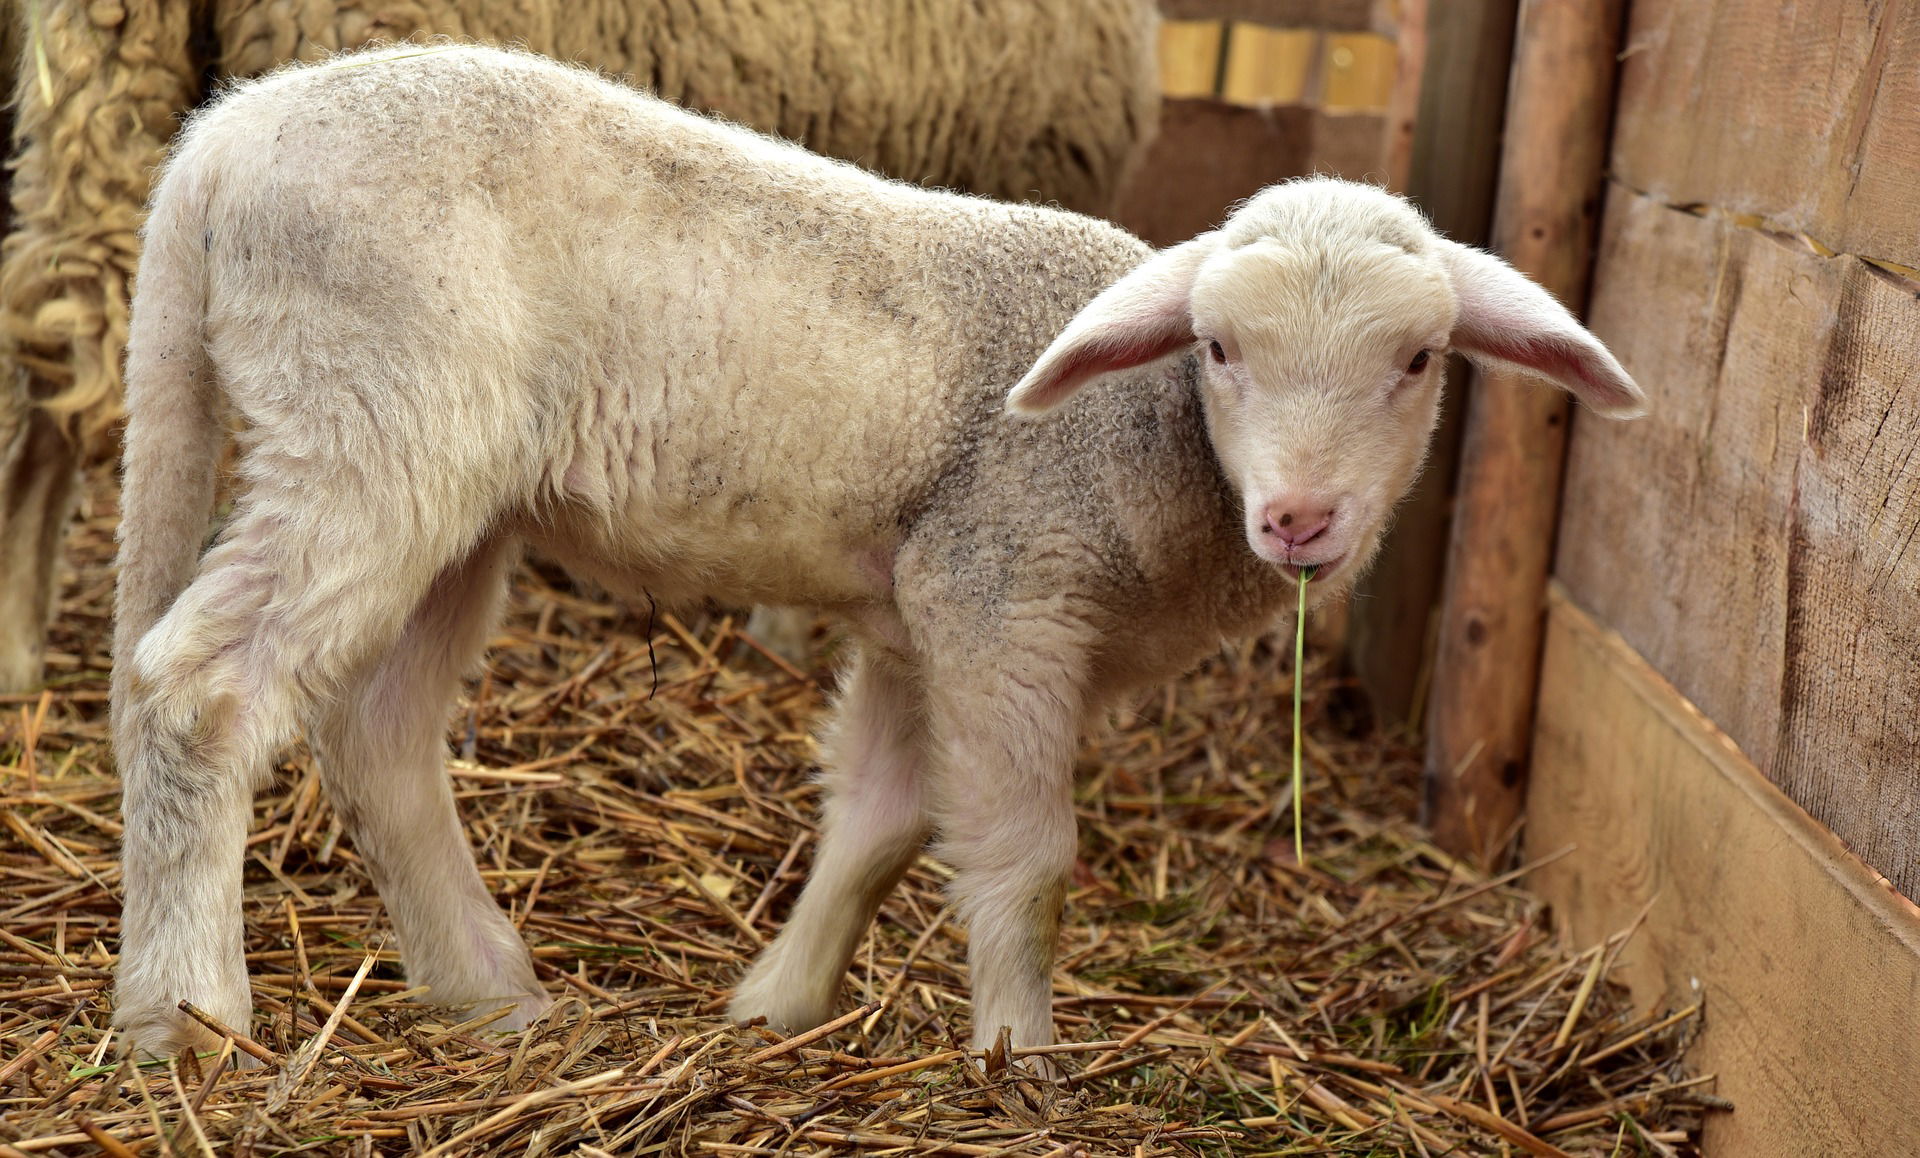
[{"left": 1293, "top": 565, "right": 1316, "bottom": 865}]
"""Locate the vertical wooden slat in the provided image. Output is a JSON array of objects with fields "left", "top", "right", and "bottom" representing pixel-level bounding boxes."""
[
  {"left": 1422, "top": 0, "right": 1626, "bottom": 865},
  {"left": 1379, "top": 0, "right": 1426, "bottom": 191}
]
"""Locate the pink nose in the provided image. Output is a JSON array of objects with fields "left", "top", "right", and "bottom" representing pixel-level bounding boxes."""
[{"left": 1261, "top": 497, "right": 1334, "bottom": 547}]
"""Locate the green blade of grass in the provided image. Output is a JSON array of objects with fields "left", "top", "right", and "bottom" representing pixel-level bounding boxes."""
[{"left": 1293, "top": 565, "right": 1315, "bottom": 866}]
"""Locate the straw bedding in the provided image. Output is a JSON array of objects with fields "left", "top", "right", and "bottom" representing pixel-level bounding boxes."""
[{"left": 0, "top": 476, "right": 1716, "bottom": 1155}]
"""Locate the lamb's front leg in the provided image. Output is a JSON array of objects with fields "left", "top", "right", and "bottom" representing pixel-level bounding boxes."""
[
  {"left": 732, "top": 647, "right": 930, "bottom": 1031},
  {"left": 923, "top": 642, "right": 1085, "bottom": 1053}
]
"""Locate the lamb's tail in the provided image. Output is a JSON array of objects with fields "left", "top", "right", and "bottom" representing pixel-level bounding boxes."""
[{"left": 112, "top": 150, "right": 222, "bottom": 673}]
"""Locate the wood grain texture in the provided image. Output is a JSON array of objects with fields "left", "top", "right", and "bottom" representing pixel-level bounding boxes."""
[
  {"left": 1559, "top": 185, "right": 1920, "bottom": 896},
  {"left": 1111, "top": 98, "right": 1384, "bottom": 247},
  {"left": 1378, "top": 0, "right": 1425, "bottom": 191},
  {"left": 1423, "top": 0, "right": 1625, "bottom": 865},
  {"left": 1611, "top": 0, "right": 1920, "bottom": 271},
  {"left": 1528, "top": 588, "right": 1920, "bottom": 1158}
]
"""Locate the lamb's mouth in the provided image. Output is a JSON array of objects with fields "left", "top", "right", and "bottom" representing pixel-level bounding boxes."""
[{"left": 1280, "top": 555, "right": 1341, "bottom": 582}]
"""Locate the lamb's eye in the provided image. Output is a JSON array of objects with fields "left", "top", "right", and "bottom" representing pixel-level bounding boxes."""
[
  {"left": 1407, "top": 349, "right": 1431, "bottom": 374},
  {"left": 1208, "top": 340, "right": 1227, "bottom": 364}
]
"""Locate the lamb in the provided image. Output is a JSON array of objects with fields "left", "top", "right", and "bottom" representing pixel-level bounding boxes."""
[
  {"left": 110, "top": 45, "right": 1645, "bottom": 1062},
  {"left": 0, "top": 0, "right": 1159, "bottom": 691}
]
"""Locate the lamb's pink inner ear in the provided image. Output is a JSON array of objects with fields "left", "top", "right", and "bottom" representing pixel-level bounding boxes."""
[
  {"left": 1007, "top": 232, "right": 1220, "bottom": 416},
  {"left": 1440, "top": 239, "right": 1646, "bottom": 418},
  {"left": 1454, "top": 329, "right": 1620, "bottom": 404},
  {"left": 1008, "top": 324, "right": 1195, "bottom": 414}
]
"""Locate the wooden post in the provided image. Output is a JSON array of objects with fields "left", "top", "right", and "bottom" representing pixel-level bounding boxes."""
[
  {"left": 1422, "top": 0, "right": 1626, "bottom": 865},
  {"left": 1379, "top": 0, "right": 1427, "bottom": 192}
]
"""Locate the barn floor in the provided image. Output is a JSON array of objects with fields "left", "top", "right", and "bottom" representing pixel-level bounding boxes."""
[{"left": 0, "top": 481, "right": 1712, "bottom": 1156}]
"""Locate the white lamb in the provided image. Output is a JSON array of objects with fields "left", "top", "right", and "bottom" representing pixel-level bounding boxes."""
[{"left": 110, "top": 45, "right": 1644, "bottom": 1061}]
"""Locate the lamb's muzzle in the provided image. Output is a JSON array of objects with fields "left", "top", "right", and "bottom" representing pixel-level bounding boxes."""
[{"left": 108, "top": 44, "right": 1644, "bottom": 1066}]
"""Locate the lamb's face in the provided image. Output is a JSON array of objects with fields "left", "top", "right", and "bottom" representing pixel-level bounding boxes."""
[
  {"left": 1006, "top": 178, "right": 1644, "bottom": 599},
  {"left": 1187, "top": 238, "right": 1453, "bottom": 586}
]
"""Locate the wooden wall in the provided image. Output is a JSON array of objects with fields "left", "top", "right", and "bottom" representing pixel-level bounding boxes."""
[
  {"left": 1548, "top": 0, "right": 1920, "bottom": 897},
  {"left": 1530, "top": 589, "right": 1920, "bottom": 1157},
  {"left": 1528, "top": 2, "right": 1920, "bottom": 1147}
]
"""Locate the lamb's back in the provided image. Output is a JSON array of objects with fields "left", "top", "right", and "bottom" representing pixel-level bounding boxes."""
[{"left": 171, "top": 46, "right": 1169, "bottom": 610}]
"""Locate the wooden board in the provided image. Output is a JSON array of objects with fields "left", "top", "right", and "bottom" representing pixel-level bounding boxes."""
[
  {"left": 1420, "top": 0, "right": 1625, "bottom": 865},
  {"left": 1557, "top": 185, "right": 1920, "bottom": 896},
  {"left": 1319, "top": 32, "right": 1397, "bottom": 110},
  {"left": 1111, "top": 98, "right": 1384, "bottom": 247},
  {"left": 1611, "top": 0, "right": 1920, "bottom": 272},
  {"left": 1219, "top": 25, "right": 1317, "bottom": 106},
  {"left": 1158, "top": 0, "right": 1397, "bottom": 35},
  {"left": 1159, "top": 20, "right": 1230, "bottom": 98},
  {"left": 1163, "top": 24, "right": 1396, "bottom": 110},
  {"left": 1528, "top": 588, "right": 1920, "bottom": 1157}
]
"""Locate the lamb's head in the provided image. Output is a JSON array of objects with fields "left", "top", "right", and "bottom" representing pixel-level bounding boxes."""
[{"left": 1007, "top": 177, "right": 1644, "bottom": 590}]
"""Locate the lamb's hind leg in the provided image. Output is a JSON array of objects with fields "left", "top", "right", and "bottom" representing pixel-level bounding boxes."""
[
  {"left": 112, "top": 497, "right": 479, "bottom": 1060},
  {"left": 305, "top": 535, "right": 548, "bottom": 1027},
  {"left": 732, "top": 646, "right": 930, "bottom": 1031}
]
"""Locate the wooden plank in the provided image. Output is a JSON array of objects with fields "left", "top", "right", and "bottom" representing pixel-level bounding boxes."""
[
  {"left": 1320, "top": 32, "right": 1396, "bottom": 111},
  {"left": 1377, "top": 0, "right": 1426, "bottom": 192},
  {"left": 1348, "top": 0, "right": 1516, "bottom": 725},
  {"left": 1110, "top": 98, "right": 1383, "bottom": 247},
  {"left": 1558, "top": 185, "right": 1920, "bottom": 896},
  {"left": 1423, "top": 0, "right": 1625, "bottom": 865},
  {"left": 1206, "top": 26, "right": 1397, "bottom": 112},
  {"left": 1160, "top": 20, "right": 1228, "bottom": 99},
  {"left": 1219, "top": 26, "right": 1316, "bottom": 105},
  {"left": 1528, "top": 587, "right": 1920, "bottom": 1158},
  {"left": 1158, "top": 0, "right": 1396, "bottom": 35},
  {"left": 1610, "top": 0, "right": 1920, "bottom": 272}
]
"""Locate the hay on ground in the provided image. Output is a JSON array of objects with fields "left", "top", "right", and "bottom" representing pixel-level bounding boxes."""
[{"left": 0, "top": 480, "right": 1713, "bottom": 1155}]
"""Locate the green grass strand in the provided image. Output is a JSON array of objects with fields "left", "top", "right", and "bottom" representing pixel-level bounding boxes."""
[{"left": 1292, "top": 567, "right": 1313, "bottom": 866}]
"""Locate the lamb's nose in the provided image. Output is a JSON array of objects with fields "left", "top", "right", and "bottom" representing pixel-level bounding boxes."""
[{"left": 1261, "top": 498, "right": 1334, "bottom": 547}]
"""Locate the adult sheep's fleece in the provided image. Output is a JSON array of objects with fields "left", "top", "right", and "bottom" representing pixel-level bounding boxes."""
[{"left": 0, "top": 0, "right": 1158, "bottom": 691}]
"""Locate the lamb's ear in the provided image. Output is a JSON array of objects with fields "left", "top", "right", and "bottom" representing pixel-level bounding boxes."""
[
  {"left": 1436, "top": 239, "right": 1647, "bottom": 419},
  {"left": 1006, "top": 233, "right": 1220, "bottom": 416}
]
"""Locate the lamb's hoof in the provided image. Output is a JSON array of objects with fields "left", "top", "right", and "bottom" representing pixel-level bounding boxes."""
[
  {"left": 461, "top": 989, "right": 555, "bottom": 1032},
  {"left": 114, "top": 1003, "right": 263, "bottom": 1070},
  {"left": 727, "top": 982, "right": 831, "bottom": 1038}
]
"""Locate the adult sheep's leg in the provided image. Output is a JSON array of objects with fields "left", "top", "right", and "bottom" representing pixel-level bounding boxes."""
[
  {"left": 0, "top": 406, "right": 80, "bottom": 692},
  {"left": 732, "top": 646, "right": 930, "bottom": 1032},
  {"left": 922, "top": 633, "right": 1087, "bottom": 1054},
  {"left": 305, "top": 536, "right": 548, "bottom": 1028},
  {"left": 112, "top": 496, "right": 484, "bottom": 1060}
]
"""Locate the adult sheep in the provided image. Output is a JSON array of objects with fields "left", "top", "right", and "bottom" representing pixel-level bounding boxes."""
[
  {"left": 0, "top": 0, "right": 1158, "bottom": 689},
  {"left": 111, "top": 46, "right": 1644, "bottom": 1062}
]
